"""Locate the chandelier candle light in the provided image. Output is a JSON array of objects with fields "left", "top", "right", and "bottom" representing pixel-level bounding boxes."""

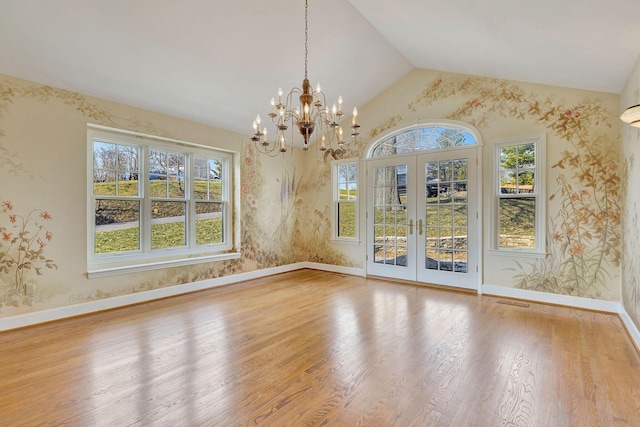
[{"left": 250, "top": 0, "right": 360, "bottom": 156}]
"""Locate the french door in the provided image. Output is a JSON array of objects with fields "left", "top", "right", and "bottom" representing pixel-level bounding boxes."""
[{"left": 366, "top": 148, "right": 479, "bottom": 290}]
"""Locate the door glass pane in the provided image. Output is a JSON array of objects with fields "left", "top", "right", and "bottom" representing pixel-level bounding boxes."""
[
  {"left": 440, "top": 250, "right": 453, "bottom": 271},
  {"left": 396, "top": 246, "right": 407, "bottom": 266},
  {"left": 422, "top": 158, "right": 469, "bottom": 274},
  {"left": 439, "top": 160, "right": 452, "bottom": 182},
  {"left": 439, "top": 204, "right": 453, "bottom": 227},
  {"left": 455, "top": 251, "right": 468, "bottom": 273},
  {"left": 374, "top": 245, "right": 384, "bottom": 263},
  {"left": 426, "top": 205, "right": 438, "bottom": 226},
  {"left": 453, "top": 184, "right": 467, "bottom": 203},
  {"left": 453, "top": 205, "right": 467, "bottom": 227},
  {"left": 454, "top": 228, "right": 468, "bottom": 250},
  {"left": 386, "top": 246, "right": 396, "bottom": 265},
  {"left": 372, "top": 165, "right": 408, "bottom": 267},
  {"left": 453, "top": 159, "right": 467, "bottom": 181}
]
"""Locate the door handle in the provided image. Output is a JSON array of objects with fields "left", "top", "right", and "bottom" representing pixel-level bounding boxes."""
[
  {"left": 409, "top": 219, "right": 414, "bottom": 235},
  {"left": 419, "top": 219, "right": 423, "bottom": 236}
]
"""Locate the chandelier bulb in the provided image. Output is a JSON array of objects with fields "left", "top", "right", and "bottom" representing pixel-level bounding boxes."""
[
  {"left": 338, "top": 96, "right": 343, "bottom": 106},
  {"left": 332, "top": 104, "right": 337, "bottom": 115},
  {"left": 256, "top": 114, "right": 261, "bottom": 125},
  {"left": 353, "top": 106, "right": 358, "bottom": 117},
  {"left": 252, "top": 120, "right": 257, "bottom": 131},
  {"left": 304, "top": 103, "right": 310, "bottom": 114},
  {"left": 316, "top": 82, "right": 321, "bottom": 93}
]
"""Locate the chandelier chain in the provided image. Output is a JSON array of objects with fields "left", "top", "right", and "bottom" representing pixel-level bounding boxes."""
[
  {"left": 250, "top": 0, "right": 360, "bottom": 157},
  {"left": 304, "top": 0, "right": 308, "bottom": 79}
]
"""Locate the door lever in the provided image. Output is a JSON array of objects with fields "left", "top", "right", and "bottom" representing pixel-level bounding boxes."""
[
  {"left": 419, "top": 219, "right": 423, "bottom": 236},
  {"left": 409, "top": 219, "right": 414, "bottom": 235}
]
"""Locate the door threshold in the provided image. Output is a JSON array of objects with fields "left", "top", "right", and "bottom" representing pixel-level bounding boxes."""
[{"left": 365, "top": 274, "right": 477, "bottom": 294}]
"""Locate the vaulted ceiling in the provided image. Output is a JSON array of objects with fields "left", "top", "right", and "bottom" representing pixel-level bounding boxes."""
[{"left": 1, "top": 0, "right": 638, "bottom": 136}]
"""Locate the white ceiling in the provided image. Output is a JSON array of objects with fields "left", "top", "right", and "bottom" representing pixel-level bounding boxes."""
[{"left": 0, "top": 0, "right": 639, "bottom": 137}]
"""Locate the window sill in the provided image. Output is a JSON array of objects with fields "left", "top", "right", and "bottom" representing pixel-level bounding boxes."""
[
  {"left": 488, "top": 249, "right": 546, "bottom": 259},
  {"left": 87, "top": 252, "right": 241, "bottom": 279}
]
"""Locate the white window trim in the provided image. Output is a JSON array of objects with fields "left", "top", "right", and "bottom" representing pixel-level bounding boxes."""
[
  {"left": 87, "top": 124, "right": 240, "bottom": 277},
  {"left": 331, "top": 157, "right": 360, "bottom": 244},
  {"left": 489, "top": 133, "right": 546, "bottom": 258}
]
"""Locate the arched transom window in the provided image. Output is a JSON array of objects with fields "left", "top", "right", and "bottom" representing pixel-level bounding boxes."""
[{"left": 370, "top": 125, "right": 478, "bottom": 158}]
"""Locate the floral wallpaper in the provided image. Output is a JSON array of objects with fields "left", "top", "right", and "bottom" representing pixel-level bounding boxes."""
[
  {"left": 0, "top": 74, "right": 352, "bottom": 315},
  {"left": 0, "top": 200, "right": 56, "bottom": 306},
  {"left": 0, "top": 66, "right": 629, "bottom": 321},
  {"left": 303, "top": 70, "right": 621, "bottom": 300},
  {"left": 411, "top": 77, "right": 622, "bottom": 299}
]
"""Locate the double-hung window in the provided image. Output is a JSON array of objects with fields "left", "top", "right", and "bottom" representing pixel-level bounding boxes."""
[
  {"left": 88, "top": 126, "right": 238, "bottom": 276},
  {"left": 332, "top": 159, "right": 359, "bottom": 242},
  {"left": 492, "top": 134, "right": 546, "bottom": 256}
]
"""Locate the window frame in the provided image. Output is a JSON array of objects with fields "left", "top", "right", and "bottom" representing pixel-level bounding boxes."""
[
  {"left": 331, "top": 158, "right": 360, "bottom": 244},
  {"left": 87, "top": 125, "right": 239, "bottom": 277},
  {"left": 490, "top": 133, "right": 546, "bottom": 258}
]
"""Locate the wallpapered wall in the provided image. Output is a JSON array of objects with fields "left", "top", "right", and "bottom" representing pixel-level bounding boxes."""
[
  {"left": 0, "top": 66, "right": 628, "bottom": 323},
  {"left": 302, "top": 68, "right": 622, "bottom": 302},
  {"left": 621, "top": 56, "right": 640, "bottom": 332},
  {"left": 0, "top": 73, "right": 327, "bottom": 318}
]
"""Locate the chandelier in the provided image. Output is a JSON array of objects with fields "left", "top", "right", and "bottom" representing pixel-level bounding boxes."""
[{"left": 250, "top": 0, "right": 360, "bottom": 156}]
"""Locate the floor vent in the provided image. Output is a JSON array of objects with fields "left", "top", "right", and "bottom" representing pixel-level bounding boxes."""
[{"left": 496, "top": 299, "right": 530, "bottom": 308}]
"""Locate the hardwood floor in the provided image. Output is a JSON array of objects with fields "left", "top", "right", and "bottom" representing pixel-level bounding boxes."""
[{"left": 1, "top": 269, "right": 639, "bottom": 426}]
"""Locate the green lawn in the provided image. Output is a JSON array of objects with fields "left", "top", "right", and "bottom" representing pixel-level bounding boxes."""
[{"left": 95, "top": 217, "right": 222, "bottom": 253}]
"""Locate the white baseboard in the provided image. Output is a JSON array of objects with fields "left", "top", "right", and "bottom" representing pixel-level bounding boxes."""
[
  {"left": 482, "top": 284, "right": 620, "bottom": 313},
  {"left": 483, "top": 284, "right": 640, "bottom": 351},
  {"left": 0, "top": 262, "right": 309, "bottom": 332},
  {"left": 618, "top": 305, "right": 640, "bottom": 352},
  {"left": 300, "top": 262, "right": 365, "bottom": 277}
]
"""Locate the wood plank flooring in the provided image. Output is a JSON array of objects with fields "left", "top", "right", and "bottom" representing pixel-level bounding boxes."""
[{"left": 1, "top": 269, "right": 639, "bottom": 426}]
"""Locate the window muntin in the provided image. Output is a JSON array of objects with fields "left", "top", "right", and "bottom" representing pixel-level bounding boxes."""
[
  {"left": 89, "top": 127, "right": 234, "bottom": 270},
  {"left": 493, "top": 135, "right": 545, "bottom": 255},
  {"left": 332, "top": 159, "right": 358, "bottom": 241},
  {"left": 371, "top": 126, "right": 477, "bottom": 158}
]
